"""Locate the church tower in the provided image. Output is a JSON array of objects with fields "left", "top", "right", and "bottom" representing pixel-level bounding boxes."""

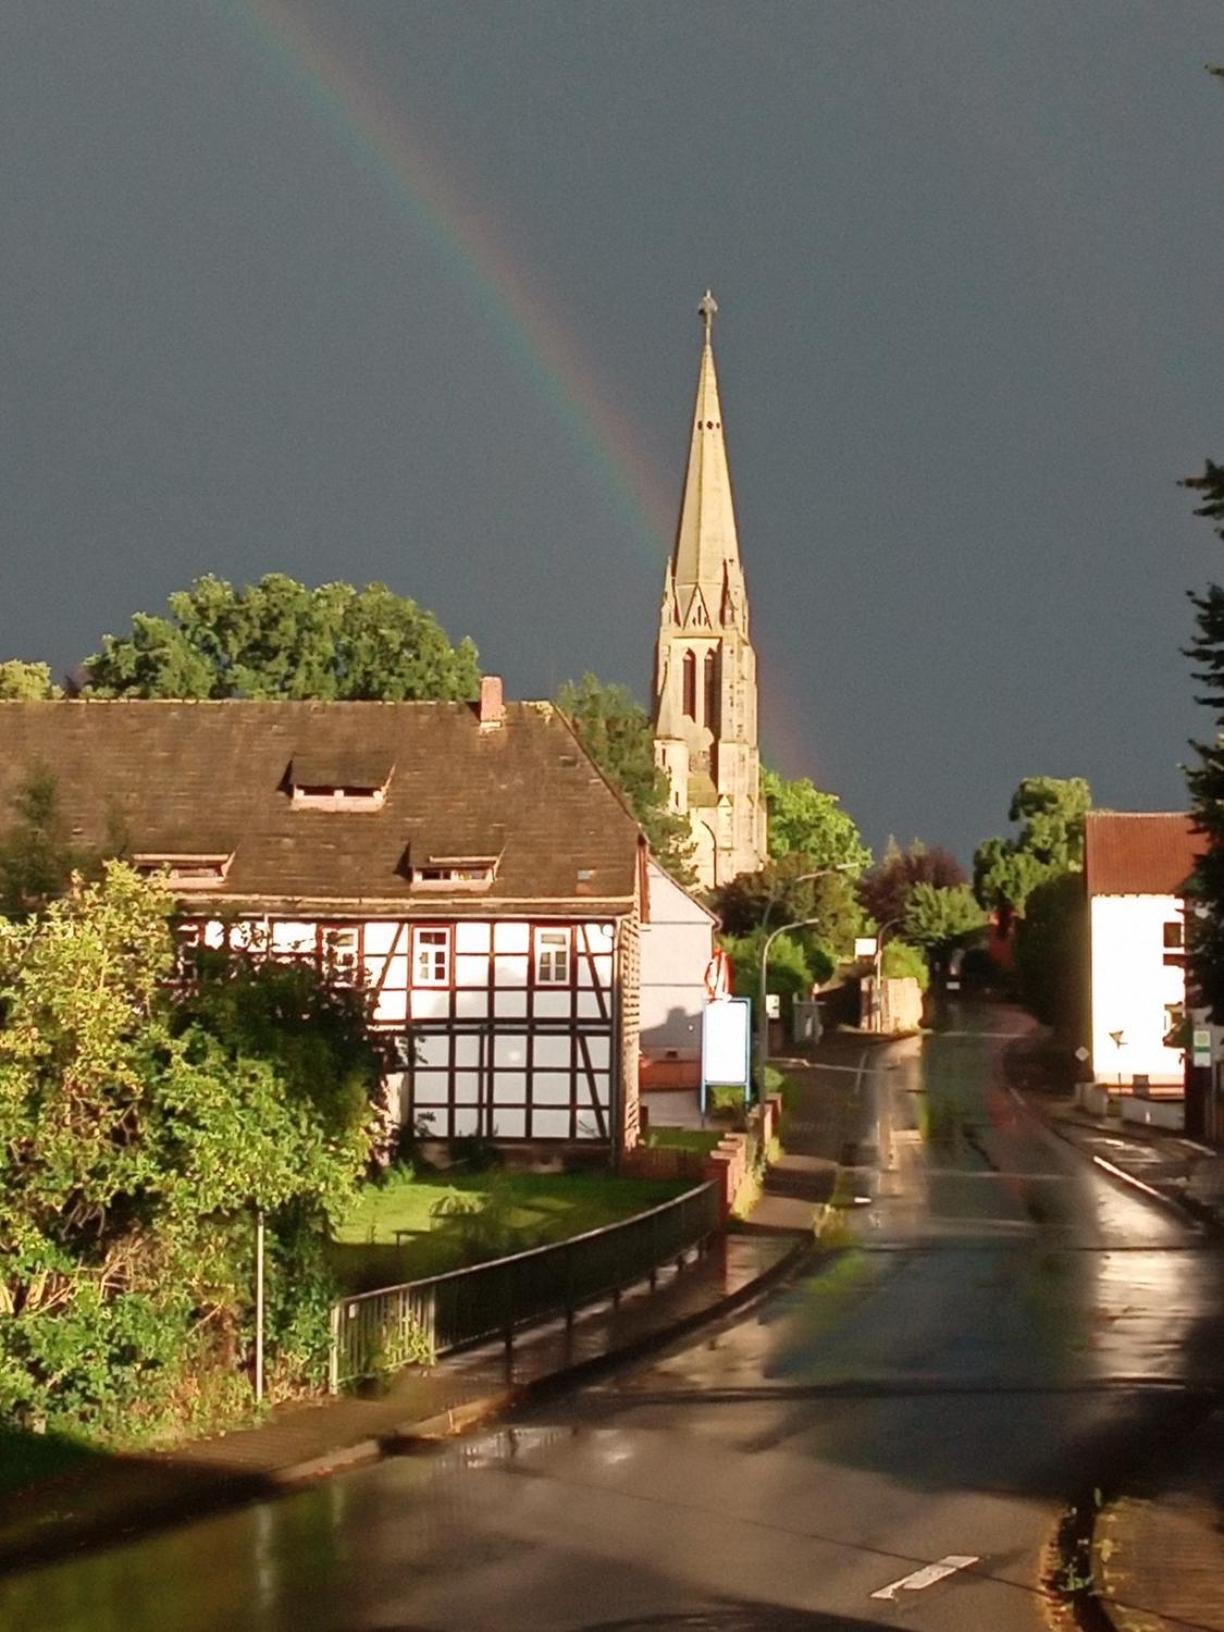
[{"left": 653, "top": 292, "right": 766, "bottom": 889}]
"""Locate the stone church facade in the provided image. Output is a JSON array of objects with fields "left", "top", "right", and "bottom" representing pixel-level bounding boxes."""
[{"left": 653, "top": 292, "right": 767, "bottom": 890}]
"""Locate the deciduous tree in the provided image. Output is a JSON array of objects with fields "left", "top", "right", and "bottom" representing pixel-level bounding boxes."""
[
  {"left": 86, "top": 575, "right": 480, "bottom": 702},
  {"left": 902, "top": 882, "right": 987, "bottom": 953},
  {"left": 0, "top": 865, "right": 372, "bottom": 1434},
  {"left": 721, "top": 928, "right": 832, "bottom": 1012},
  {"left": 859, "top": 839, "right": 966, "bottom": 931},
  {"left": 0, "top": 772, "right": 94, "bottom": 918},
  {"left": 556, "top": 674, "right": 694, "bottom": 880},
  {"left": 0, "top": 661, "right": 60, "bottom": 700},
  {"left": 973, "top": 776, "right": 1092, "bottom": 916},
  {"left": 713, "top": 857, "right": 862, "bottom": 959},
  {"left": 762, "top": 770, "right": 871, "bottom": 873}
]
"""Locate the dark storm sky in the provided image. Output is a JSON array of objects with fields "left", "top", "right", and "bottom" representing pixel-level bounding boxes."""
[{"left": 2, "top": 2, "right": 1222, "bottom": 862}]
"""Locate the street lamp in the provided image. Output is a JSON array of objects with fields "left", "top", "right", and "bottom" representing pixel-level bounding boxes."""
[{"left": 756, "top": 863, "right": 857, "bottom": 1094}]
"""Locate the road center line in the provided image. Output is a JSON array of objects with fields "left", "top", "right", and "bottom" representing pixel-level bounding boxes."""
[{"left": 870, "top": 1554, "right": 979, "bottom": 1601}]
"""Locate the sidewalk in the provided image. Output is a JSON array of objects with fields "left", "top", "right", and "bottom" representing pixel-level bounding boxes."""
[
  {"left": 1016, "top": 1074, "right": 1224, "bottom": 1629},
  {"left": 0, "top": 1232, "right": 800, "bottom": 1578},
  {"left": 748, "top": 1033, "right": 904, "bottom": 1233},
  {"left": 1035, "top": 1094, "right": 1224, "bottom": 1230},
  {"left": 1093, "top": 1406, "right": 1224, "bottom": 1632}
]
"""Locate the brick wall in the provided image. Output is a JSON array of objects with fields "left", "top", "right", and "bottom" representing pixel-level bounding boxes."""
[{"left": 617, "top": 909, "right": 642, "bottom": 1158}]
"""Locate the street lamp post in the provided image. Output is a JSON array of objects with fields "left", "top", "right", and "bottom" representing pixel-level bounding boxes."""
[{"left": 756, "top": 864, "right": 857, "bottom": 1094}]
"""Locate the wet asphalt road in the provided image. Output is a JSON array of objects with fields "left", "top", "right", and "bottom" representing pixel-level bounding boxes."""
[{"left": 7, "top": 1002, "right": 1224, "bottom": 1632}]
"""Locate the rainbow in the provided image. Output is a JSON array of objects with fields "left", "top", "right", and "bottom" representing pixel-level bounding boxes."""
[
  {"left": 216, "top": 0, "right": 817, "bottom": 791},
  {"left": 218, "top": 0, "right": 673, "bottom": 557}
]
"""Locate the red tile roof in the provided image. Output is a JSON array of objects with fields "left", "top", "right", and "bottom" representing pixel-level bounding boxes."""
[{"left": 1083, "top": 811, "right": 1203, "bottom": 897}]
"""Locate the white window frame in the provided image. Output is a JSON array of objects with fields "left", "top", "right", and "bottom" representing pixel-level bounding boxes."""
[
  {"left": 535, "top": 927, "right": 571, "bottom": 986},
  {"left": 413, "top": 927, "right": 451, "bottom": 987}
]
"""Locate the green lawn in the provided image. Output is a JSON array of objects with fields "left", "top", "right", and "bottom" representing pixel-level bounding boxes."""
[
  {"left": 332, "top": 1167, "right": 691, "bottom": 1287},
  {"left": 644, "top": 1126, "right": 721, "bottom": 1156}
]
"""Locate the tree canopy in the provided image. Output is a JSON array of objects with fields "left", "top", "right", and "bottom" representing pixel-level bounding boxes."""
[
  {"left": 0, "top": 772, "right": 98, "bottom": 919},
  {"left": 556, "top": 674, "right": 694, "bottom": 879},
  {"left": 712, "top": 856, "right": 862, "bottom": 958},
  {"left": 880, "top": 938, "right": 930, "bottom": 992},
  {"left": 85, "top": 575, "right": 480, "bottom": 702},
  {"left": 858, "top": 839, "right": 966, "bottom": 931},
  {"left": 1006, "top": 776, "right": 1091, "bottom": 871},
  {"left": 973, "top": 776, "right": 1091, "bottom": 915},
  {"left": 0, "top": 661, "right": 60, "bottom": 700},
  {"left": 721, "top": 928, "right": 833, "bottom": 1012},
  {"left": 762, "top": 770, "right": 871, "bottom": 873},
  {"left": 902, "top": 882, "right": 987, "bottom": 953}
]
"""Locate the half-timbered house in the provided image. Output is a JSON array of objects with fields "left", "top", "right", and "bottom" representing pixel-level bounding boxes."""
[{"left": 0, "top": 682, "right": 651, "bottom": 1158}]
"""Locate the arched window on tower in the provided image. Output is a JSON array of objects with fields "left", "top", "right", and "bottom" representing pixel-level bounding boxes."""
[
  {"left": 704, "top": 650, "right": 720, "bottom": 735},
  {"left": 682, "top": 650, "right": 697, "bottom": 720}
]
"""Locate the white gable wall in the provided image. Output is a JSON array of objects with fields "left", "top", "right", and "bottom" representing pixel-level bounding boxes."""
[
  {"left": 640, "top": 861, "right": 715, "bottom": 1058},
  {"left": 1090, "top": 893, "right": 1186, "bottom": 1085}
]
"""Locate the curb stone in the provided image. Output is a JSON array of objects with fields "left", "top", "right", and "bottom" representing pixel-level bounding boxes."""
[
  {"left": 0, "top": 1237, "right": 809, "bottom": 1578},
  {"left": 224, "top": 1236, "right": 812, "bottom": 1484},
  {"left": 1009, "top": 1088, "right": 1204, "bottom": 1231}
]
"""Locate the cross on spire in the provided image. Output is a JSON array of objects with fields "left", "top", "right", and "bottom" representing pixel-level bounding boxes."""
[{"left": 698, "top": 289, "right": 718, "bottom": 336}]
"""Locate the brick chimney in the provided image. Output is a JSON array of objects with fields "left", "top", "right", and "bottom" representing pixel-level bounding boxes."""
[{"left": 477, "top": 674, "right": 505, "bottom": 730}]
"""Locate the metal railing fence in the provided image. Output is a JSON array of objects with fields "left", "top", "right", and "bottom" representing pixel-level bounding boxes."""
[{"left": 329, "top": 1181, "right": 720, "bottom": 1391}]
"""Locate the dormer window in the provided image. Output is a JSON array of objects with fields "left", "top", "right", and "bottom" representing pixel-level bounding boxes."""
[
  {"left": 407, "top": 854, "right": 499, "bottom": 892},
  {"left": 288, "top": 753, "right": 394, "bottom": 811},
  {"left": 134, "top": 853, "right": 234, "bottom": 890}
]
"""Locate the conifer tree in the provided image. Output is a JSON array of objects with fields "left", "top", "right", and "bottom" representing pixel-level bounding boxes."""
[{"left": 1184, "top": 460, "right": 1224, "bottom": 1017}]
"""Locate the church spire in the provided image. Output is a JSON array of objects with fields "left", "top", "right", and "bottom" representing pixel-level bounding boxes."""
[
  {"left": 671, "top": 290, "right": 743, "bottom": 612},
  {"left": 652, "top": 293, "right": 766, "bottom": 889}
]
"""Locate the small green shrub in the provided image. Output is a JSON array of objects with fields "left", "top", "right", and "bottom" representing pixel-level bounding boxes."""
[
  {"left": 709, "top": 1084, "right": 746, "bottom": 1120},
  {"left": 447, "top": 1134, "right": 502, "bottom": 1172},
  {"left": 429, "top": 1174, "right": 536, "bottom": 1262}
]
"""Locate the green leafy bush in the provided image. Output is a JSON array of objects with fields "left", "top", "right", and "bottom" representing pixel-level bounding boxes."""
[
  {"left": 0, "top": 864, "right": 373, "bottom": 1441},
  {"left": 881, "top": 938, "right": 930, "bottom": 991}
]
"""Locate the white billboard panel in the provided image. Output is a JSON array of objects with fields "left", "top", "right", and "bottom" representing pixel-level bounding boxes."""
[{"left": 702, "top": 997, "right": 751, "bottom": 1091}]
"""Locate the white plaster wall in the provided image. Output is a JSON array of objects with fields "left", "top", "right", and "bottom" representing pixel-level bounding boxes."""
[
  {"left": 639, "top": 862, "right": 714, "bottom": 1056},
  {"left": 1090, "top": 894, "right": 1186, "bottom": 1085}
]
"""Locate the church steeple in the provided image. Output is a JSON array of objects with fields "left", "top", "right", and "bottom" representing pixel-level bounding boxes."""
[
  {"left": 652, "top": 293, "right": 766, "bottom": 889},
  {"left": 671, "top": 291, "right": 745, "bottom": 619}
]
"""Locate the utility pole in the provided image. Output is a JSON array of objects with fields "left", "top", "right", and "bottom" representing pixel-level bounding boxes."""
[{"left": 254, "top": 1209, "right": 265, "bottom": 1405}]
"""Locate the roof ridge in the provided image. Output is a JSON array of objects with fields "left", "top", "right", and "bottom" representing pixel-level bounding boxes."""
[
  {"left": 0, "top": 697, "right": 550, "bottom": 709},
  {"left": 1086, "top": 808, "right": 1192, "bottom": 818}
]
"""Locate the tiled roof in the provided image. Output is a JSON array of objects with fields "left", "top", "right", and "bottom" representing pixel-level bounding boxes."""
[
  {"left": 0, "top": 700, "right": 642, "bottom": 916},
  {"left": 1083, "top": 810, "right": 1203, "bottom": 897}
]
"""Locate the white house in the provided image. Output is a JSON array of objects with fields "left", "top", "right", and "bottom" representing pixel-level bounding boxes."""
[
  {"left": 1085, "top": 811, "right": 1202, "bottom": 1093},
  {"left": 639, "top": 858, "right": 717, "bottom": 1090},
  {"left": 0, "top": 683, "right": 655, "bottom": 1160}
]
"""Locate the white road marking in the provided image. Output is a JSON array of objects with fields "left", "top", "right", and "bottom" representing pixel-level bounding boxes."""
[
  {"left": 870, "top": 1554, "right": 979, "bottom": 1601},
  {"left": 802, "top": 1061, "right": 885, "bottom": 1076}
]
